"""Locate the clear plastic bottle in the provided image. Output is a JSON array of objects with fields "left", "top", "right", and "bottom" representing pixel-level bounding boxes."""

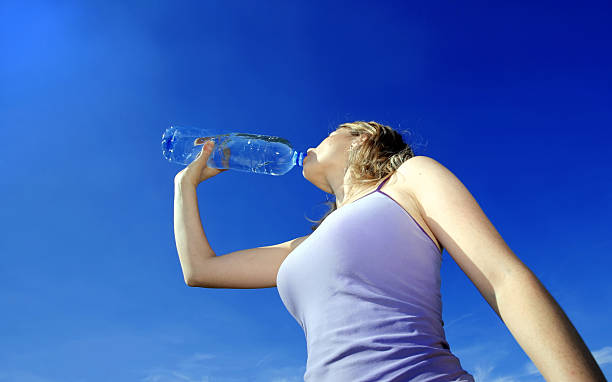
[{"left": 161, "top": 125, "right": 307, "bottom": 175}]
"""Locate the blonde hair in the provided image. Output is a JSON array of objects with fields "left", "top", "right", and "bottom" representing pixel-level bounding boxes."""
[{"left": 305, "top": 121, "right": 415, "bottom": 232}]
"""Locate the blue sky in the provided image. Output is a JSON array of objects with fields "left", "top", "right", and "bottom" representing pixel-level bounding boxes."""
[{"left": 1, "top": 1, "right": 611, "bottom": 381}]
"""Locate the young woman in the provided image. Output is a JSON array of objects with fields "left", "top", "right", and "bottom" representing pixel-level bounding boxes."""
[{"left": 173, "top": 121, "right": 605, "bottom": 382}]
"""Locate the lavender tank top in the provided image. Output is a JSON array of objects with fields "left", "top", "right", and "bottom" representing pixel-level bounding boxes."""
[{"left": 276, "top": 175, "right": 475, "bottom": 382}]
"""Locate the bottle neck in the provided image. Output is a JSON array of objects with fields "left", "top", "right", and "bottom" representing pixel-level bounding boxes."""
[{"left": 293, "top": 151, "right": 305, "bottom": 167}]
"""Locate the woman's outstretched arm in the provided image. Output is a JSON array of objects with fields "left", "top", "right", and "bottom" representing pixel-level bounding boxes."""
[
  {"left": 397, "top": 156, "right": 605, "bottom": 381},
  {"left": 494, "top": 264, "right": 605, "bottom": 381}
]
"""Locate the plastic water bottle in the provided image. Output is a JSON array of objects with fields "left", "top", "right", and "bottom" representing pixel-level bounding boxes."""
[{"left": 161, "top": 125, "right": 307, "bottom": 175}]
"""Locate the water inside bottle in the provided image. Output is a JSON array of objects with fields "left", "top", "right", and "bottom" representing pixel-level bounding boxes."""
[{"left": 162, "top": 126, "right": 305, "bottom": 175}]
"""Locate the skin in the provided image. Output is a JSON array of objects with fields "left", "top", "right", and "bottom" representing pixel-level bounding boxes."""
[{"left": 302, "top": 127, "right": 379, "bottom": 208}]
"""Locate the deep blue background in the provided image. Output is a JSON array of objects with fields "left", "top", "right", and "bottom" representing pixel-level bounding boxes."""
[{"left": 1, "top": 1, "right": 610, "bottom": 381}]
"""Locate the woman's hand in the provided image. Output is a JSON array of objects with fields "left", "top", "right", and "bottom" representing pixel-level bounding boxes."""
[{"left": 174, "top": 140, "right": 228, "bottom": 187}]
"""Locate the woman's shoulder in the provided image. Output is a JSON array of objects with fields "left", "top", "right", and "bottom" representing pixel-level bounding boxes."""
[
  {"left": 399, "top": 155, "right": 438, "bottom": 170},
  {"left": 394, "top": 155, "right": 438, "bottom": 193}
]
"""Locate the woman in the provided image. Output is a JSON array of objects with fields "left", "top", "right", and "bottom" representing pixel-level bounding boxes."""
[{"left": 173, "top": 121, "right": 605, "bottom": 381}]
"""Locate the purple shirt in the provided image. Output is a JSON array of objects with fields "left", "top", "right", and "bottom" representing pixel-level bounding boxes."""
[{"left": 277, "top": 175, "right": 475, "bottom": 382}]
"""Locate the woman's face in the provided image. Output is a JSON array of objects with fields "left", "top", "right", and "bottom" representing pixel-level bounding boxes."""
[
  {"left": 305, "top": 128, "right": 358, "bottom": 166},
  {"left": 302, "top": 127, "right": 365, "bottom": 192}
]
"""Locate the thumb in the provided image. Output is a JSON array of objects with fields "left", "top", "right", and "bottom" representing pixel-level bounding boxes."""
[
  {"left": 202, "top": 140, "right": 215, "bottom": 152},
  {"left": 194, "top": 140, "right": 214, "bottom": 162}
]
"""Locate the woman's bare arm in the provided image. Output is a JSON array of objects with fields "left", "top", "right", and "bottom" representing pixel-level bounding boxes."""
[
  {"left": 495, "top": 269, "right": 605, "bottom": 381},
  {"left": 174, "top": 179, "right": 309, "bottom": 288}
]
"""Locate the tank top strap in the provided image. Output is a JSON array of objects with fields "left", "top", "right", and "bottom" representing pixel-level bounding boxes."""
[{"left": 375, "top": 174, "right": 392, "bottom": 192}]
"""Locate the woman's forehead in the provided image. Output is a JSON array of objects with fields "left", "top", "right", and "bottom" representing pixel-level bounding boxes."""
[
  {"left": 324, "top": 126, "right": 352, "bottom": 139},
  {"left": 328, "top": 127, "right": 346, "bottom": 136}
]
